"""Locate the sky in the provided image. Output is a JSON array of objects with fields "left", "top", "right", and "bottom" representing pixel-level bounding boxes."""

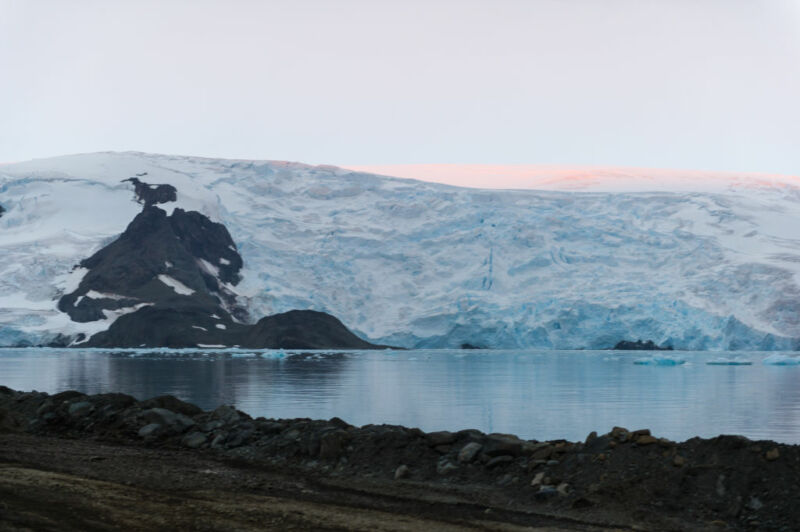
[{"left": 1, "top": 0, "right": 798, "bottom": 177}]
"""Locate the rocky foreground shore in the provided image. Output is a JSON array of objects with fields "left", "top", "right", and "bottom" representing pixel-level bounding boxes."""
[{"left": 1, "top": 386, "right": 798, "bottom": 531}]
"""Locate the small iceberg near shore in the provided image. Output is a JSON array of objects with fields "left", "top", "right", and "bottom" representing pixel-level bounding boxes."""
[
  {"left": 633, "top": 354, "right": 686, "bottom": 366},
  {"left": 706, "top": 357, "right": 752, "bottom": 366},
  {"left": 763, "top": 354, "right": 800, "bottom": 366}
]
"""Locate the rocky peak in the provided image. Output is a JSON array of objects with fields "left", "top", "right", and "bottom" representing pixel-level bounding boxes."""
[
  {"left": 123, "top": 176, "right": 177, "bottom": 206},
  {"left": 58, "top": 203, "right": 247, "bottom": 324}
]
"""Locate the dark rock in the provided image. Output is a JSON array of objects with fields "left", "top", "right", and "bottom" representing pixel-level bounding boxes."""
[
  {"left": 460, "top": 343, "right": 484, "bottom": 349},
  {"left": 319, "top": 430, "right": 349, "bottom": 459},
  {"left": 426, "top": 431, "right": 456, "bottom": 446},
  {"left": 68, "top": 401, "right": 93, "bottom": 417},
  {"left": 123, "top": 177, "right": 177, "bottom": 207},
  {"left": 211, "top": 405, "right": 241, "bottom": 425},
  {"left": 0, "top": 204, "right": 5, "bottom": 218},
  {"left": 141, "top": 395, "right": 203, "bottom": 417},
  {"left": 328, "top": 416, "right": 351, "bottom": 429},
  {"left": 436, "top": 459, "right": 458, "bottom": 475},
  {"left": 240, "top": 310, "right": 386, "bottom": 350},
  {"left": 138, "top": 423, "right": 162, "bottom": 438},
  {"left": 535, "top": 485, "right": 558, "bottom": 500},
  {"left": 225, "top": 427, "right": 254, "bottom": 448},
  {"left": 394, "top": 464, "right": 410, "bottom": 479},
  {"left": 59, "top": 205, "right": 245, "bottom": 328},
  {"left": 182, "top": 431, "right": 207, "bottom": 448},
  {"left": 141, "top": 408, "right": 195, "bottom": 432},
  {"left": 486, "top": 455, "right": 514, "bottom": 468},
  {"left": 612, "top": 339, "right": 673, "bottom": 350},
  {"left": 484, "top": 433, "right": 523, "bottom": 457}
]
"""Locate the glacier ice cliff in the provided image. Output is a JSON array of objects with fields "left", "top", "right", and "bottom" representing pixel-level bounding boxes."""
[{"left": 1, "top": 152, "right": 800, "bottom": 350}]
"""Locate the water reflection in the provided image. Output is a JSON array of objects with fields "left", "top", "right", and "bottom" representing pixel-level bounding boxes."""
[{"left": 2, "top": 349, "right": 800, "bottom": 443}]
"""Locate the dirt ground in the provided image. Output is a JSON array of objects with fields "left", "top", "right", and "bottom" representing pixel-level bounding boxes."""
[{"left": 0, "top": 434, "right": 612, "bottom": 531}]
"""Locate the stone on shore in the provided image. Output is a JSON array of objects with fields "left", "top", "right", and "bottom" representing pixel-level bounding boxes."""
[{"left": 458, "top": 442, "right": 483, "bottom": 463}]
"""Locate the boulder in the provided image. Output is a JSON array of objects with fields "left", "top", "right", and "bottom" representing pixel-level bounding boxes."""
[
  {"left": 182, "top": 431, "right": 207, "bottom": 448},
  {"left": 68, "top": 401, "right": 93, "bottom": 417},
  {"left": 141, "top": 408, "right": 195, "bottom": 432},
  {"left": 426, "top": 431, "right": 456, "bottom": 446},
  {"left": 484, "top": 433, "right": 523, "bottom": 457},
  {"left": 394, "top": 465, "right": 410, "bottom": 480},
  {"left": 458, "top": 442, "right": 483, "bottom": 463},
  {"left": 138, "top": 423, "right": 162, "bottom": 438}
]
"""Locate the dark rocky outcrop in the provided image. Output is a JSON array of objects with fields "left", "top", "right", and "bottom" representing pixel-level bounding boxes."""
[
  {"left": 241, "top": 310, "right": 382, "bottom": 349},
  {"left": 460, "top": 343, "right": 484, "bottom": 350},
  {"left": 612, "top": 339, "right": 673, "bottom": 350},
  {"left": 56, "top": 178, "right": 384, "bottom": 349},
  {"left": 85, "top": 308, "right": 383, "bottom": 349},
  {"left": 58, "top": 205, "right": 245, "bottom": 324},
  {"left": 0, "top": 204, "right": 5, "bottom": 218},
  {"left": 123, "top": 177, "right": 177, "bottom": 206}
]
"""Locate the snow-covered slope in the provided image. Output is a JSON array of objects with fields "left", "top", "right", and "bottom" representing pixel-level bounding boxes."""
[{"left": 2, "top": 152, "right": 800, "bottom": 349}]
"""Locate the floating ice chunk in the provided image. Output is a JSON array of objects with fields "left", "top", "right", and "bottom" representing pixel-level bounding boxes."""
[
  {"left": 157, "top": 274, "right": 194, "bottom": 295},
  {"left": 257, "top": 349, "right": 288, "bottom": 359},
  {"left": 231, "top": 352, "right": 257, "bottom": 358},
  {"left": 197, "top": 343, "right": 225, "bottom": 348},
  {"left": 706, "top": 357, "right": 752, "bottom": 366},
  {"left": 763, "top": 354, "right": 800, "bottom": 366},
  {"left": 633, "top": 354, "right": 686, "bottom": 366}
]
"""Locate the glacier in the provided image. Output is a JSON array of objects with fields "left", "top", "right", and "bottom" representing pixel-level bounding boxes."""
[{"left": 1, "top": 151, "right": 800, "bottom": 349}]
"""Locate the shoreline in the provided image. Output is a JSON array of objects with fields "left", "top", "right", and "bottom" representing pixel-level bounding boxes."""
[{"left": 1, "top": 386, "right": 797, "bottom": 530}]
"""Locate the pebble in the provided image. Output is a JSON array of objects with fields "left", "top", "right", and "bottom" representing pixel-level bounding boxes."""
[{"left": 673, "top": 455, "right": 686, "bottom": 467}]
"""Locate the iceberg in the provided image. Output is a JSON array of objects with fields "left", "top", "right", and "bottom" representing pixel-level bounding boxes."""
[
  {"left": 762, "top": 354, "right": 800, "bottom": 366},
  {"left": 706, "top": 357, "right": 752, "bottom": 365},
  {"left": 633, "top": 354, "right": 686, "bottom": 366}
]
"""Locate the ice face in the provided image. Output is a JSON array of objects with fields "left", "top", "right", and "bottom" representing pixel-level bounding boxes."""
[{"left": 2, "top": 152, "right": 800, "bottom": 349}]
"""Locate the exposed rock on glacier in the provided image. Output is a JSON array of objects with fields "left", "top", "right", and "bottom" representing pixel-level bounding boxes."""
[
  {"left": 1, "top": 152, "right": 800, "bottom": 349},
  {"left": 46, "top": 177, "right": 380, "bottom": 348},
  {"left": 612, "top": 340, "right": 673, "bottom": 350}
]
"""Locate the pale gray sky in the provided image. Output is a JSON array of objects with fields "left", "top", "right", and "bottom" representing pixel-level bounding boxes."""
[{"left": 1, "top": 0, "right": 798, "bottom": 174}]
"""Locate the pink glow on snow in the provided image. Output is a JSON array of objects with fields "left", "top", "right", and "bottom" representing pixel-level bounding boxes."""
[{"left": 340, "top": 164, "right": 800, "bottom": 192}]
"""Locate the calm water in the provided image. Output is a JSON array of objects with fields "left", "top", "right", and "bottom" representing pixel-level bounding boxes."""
[{"left": 2, "top": 348, "right": 800, "bottom": 443}]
